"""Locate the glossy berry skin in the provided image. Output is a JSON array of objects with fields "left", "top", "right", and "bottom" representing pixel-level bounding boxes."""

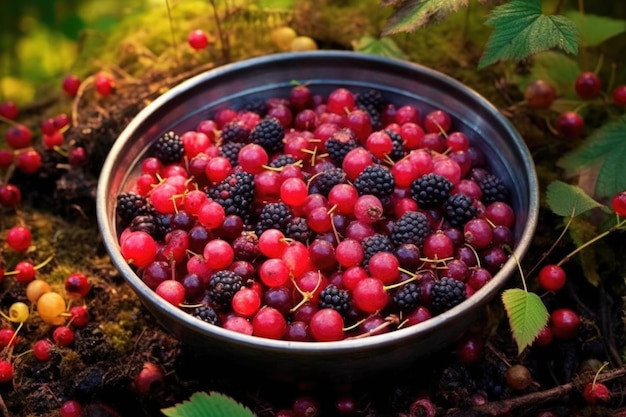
[
  {"left": 60, "top": 400, "right": 82, "bottom": 417},
  {"left": 612, "top": 85, "right": 626, "bottom": 106},
  {"left": 15, "top": 148, "right": 42, "bottom": 174},
  {"left": 6, "top": 124, "right": 33, "bottom": 149},
  {"left": 574, "top": 71, "right": 602, "bottom": 100},
  {"left": 6, "top": 225, "right": 32, "bottom": 251},
  {"left": 583, "top": 381, "right": 611, "bottom": 405},
  {"left": 135, "top": 361, "right": 165, "bottom": 396},
  {"left": 94, "top": 72, "right": 115, "bottom": 96},
  {"left": 0, "top": 360, "right": 13, "bottom": 383},
  {"left": 0, "top": 184, "right": 21, "bottom": 208},
  {"left": 524, "top": 79, "right": 556, "bottom": 109},
  {"left": 550, "top": 308, "right": 580, "bottom": 340},
  {"left": 65, "top": 273, "right": 91, "bottom": 297},
  {"left": 53, "top": 326, "right": 75, "bottom": 347},
  {"left": 538, "top": 264, "right": 566, "bottom": 292},
  {"left": 555, "top": 111, "right": 585, "bottom": 139},
  {"left": 33, "top": 339, "right": 54, "bottom": 361},
  {"left": 188, "top": 29, "right": 210, "bottom": 50},
  {"left": 0, "top": 101, "right": 19, "bottom": 120},
  {"left": 611, "top": 190, "right": 626, "bottom": 216}
]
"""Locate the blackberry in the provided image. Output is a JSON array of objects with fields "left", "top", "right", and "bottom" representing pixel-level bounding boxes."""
[
  {"left": 220, "top": 121, "right": 250, "bottom": 144},
  {"left": 410, "top": 173, "right": 453, "bottom": 208},
  {"left": 192, "top": 305, "right": 222, "bottom": 326},
  {"left": 392, "top": 282, "right": 420, "bottom": 313},
  {"left": 284, "top": 216, "right": 312, "bottom": 243},
  {"left": 431, "top": 277, "right": 467, "bottom": 313},
  {"left": 207, "top": 270, "right": 243, "bottom": 309},
  {"left": 309, "top": 167, "right": 348, "bottom": 196},
  {"left": 208, "top": 171, "right": 255, "bottom": 218},
  {"left": 391, "top": 211, "right": 431, "bottom": 247},
  {"left": 255, "top": 201, "right": 293, "bottom": 236},
  {"left": 325, "top": 128, "right": 358, "bottom": 166},
  {"left": 354, "top": 165, "right": 395, "bottom": 198},
  {"left": 358, "top": 103, "right": 382, "bottom": 130},
  {"left": 220, "top": 142, "right": 245, "bottom": 166},
  {"left": 319, "top": 284, "right": 351, "bottom": 315},
  {"left": 154, "top": 131, "right": 184, "bottom": 163},
  {"left": 232, "top": 232, "right": 260, "bottom": 261},
  {"left": 362, "top": 233, "right": 394, "bottom": 267},
  {"left": 444, "top": 194, "right": 477, "bottom": 227},
  {"left": 116, "top": 192, "right": 151, "bottom": 224},
  {"left": 249, "top": 116, "right": 284, "bottom": 154},
  {"left": 243, "top": 99, "right": 268, "bottom": 117},
  {"left": 268, "top": 154, "right": 298, "bottom": 168},
  {"left": 130, "top": 212, "right": 170, "bottom": 239},
  {"left": 356, "top": 88, "right": 385, "bottom": 110},
  {"left": 385, "top": 129, "right": 405, "bottom": 161},
  {"left": 478, "top": 173, "right": 509, "bottom": 204}
]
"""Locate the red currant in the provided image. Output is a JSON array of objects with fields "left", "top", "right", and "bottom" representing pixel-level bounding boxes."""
[
  {"left": 611, "top": 190, "right": 626, "bottom": 216},
  {"left": 95, "top": 72, "right": 115, "bottom": 96},
  {"left": 53, "top": 326, "right": 75, "bottom": 347},
  {"left": 6, "top": 225, "right": 32, "bottom": 251},
  {"left": 555, "top": 111, "right": 585, "bottom": 139},
  {"left": 0, "top": 101, "right": 19, "bottom": 120},
  {"left": 62, "top": 74, "right": 81, "bottom": 97},
  {"left": 33, "top": 339, "right": 54, "bottom": 361},
  {"left": 574, "top": 71, "right": 602, "bottom": 100},
  {"left": 0, "top": 360, "right": 13, "bottom": 383},
  {"left": 550, "top": 308, "right": 580, "bottom": 340},
  {"left": 538, "top": 264, "right": 566, "bottom": 292},
  {"left": 583, "top": 381, "right": 611, "bottom": 405},
  {"left": 524, "top": 79, "right": 556, "bottom": 109},
  {"left": 309, "top": 308, "right": 344, "bottom": 342},
  {"left": 188, "top": 29, "right": 210, "bottom": 50},
  {"left": 135, "top": 361, "right": 165, "bottom": 396},
  {"left": 5, "top": 124, "right": 33, "bottom": 149},
  {"left": 60, "top": 400, "right": 82, "bottom": 417},
  {"left": 612, "top": 85, "right": 626, "bottom": 106}
]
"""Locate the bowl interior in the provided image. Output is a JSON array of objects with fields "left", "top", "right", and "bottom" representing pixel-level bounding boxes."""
[{"left": 97, "top": 51, "right": 539, "bottom": 377}]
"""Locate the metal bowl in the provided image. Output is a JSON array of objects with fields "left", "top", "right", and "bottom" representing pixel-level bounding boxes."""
[{"left": 96, "top": 51, "right": 539, "bottom": 379}]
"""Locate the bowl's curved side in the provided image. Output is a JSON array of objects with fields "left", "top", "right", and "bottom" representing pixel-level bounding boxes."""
[{"left": 96, "top": 51, "right": 539, "bottom": 378}]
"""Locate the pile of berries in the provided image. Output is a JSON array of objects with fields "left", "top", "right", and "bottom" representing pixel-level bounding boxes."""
[{"left": 115, "top": 83, "right": 517, "bottom": 342}]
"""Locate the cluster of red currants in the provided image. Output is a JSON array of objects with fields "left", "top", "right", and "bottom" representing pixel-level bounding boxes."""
[{"left": 523, "top": 71, "right": 626, "bottom": 140}]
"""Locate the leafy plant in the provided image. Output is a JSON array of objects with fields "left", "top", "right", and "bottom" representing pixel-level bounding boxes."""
[
  {"left": 380, "top": 0, "right": 579, "bottom": 70},
  {"left": 161, "top": 391, "right": 255, "bottom": 417}
]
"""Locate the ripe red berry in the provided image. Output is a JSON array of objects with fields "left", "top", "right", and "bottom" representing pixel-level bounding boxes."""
[
  {"left": 611, "top": 190, "right": 626, "bottom": 216},
  {"left": 5, "top": 124, "right": 33, "bottom": 149},
  {"left": 0, "top": 360, "right": 13, "bottom": 383},
  {"left": 60, "top": 400, "right": 82, "bottom": 417},
  {"left": 612, "top": 85, "right": 626, "bottom": 106},
  {"left": 550, "top": 307, "right": 580, "bottom": 340},
  {"left": 538, "top": 264, "right": 566, "bottom": 292},
  {"left": 309, "top": 308, "right": 344, "bottom": 341},
  {"left": 68, "top": 305, "right": 90, "bottom": 328},
  {"left": 65, "top": 272, "right": 91, "bottom": 297},
  {"left": 62, "top": 74, "right": 81, "bottom": 97},
  {"left": 524, "top": 79, "right": 557, "bottom": 109},
  {"left": 0, "top": 101, "right": 19, "bottom": 120},
  {"left": 0, "top": 184, "right": 21, "bottom": 208},
  {"left": 94, "top": 72, "right": 115, "bottom": 96},
  {"left": 555, "top": 111, "right": 585, "bottom": 139},
  {"left": 155, "top": 280, "right": 186, "bottom": 306},
  {"left": 53, "top": 326, "right": 75, "bottom": 347},
  {"left": 574, "top": 71, "right": 602, "bottom": 100},
  {"left": 252, "top": 306, "right": 287, "bottom": 340},
  {"left": 15, "top": 148, "right": 42, "bottom": 174},
  {"left": 135, "top": 361, "right": 165, "bottom": 396},
  {"left": 187, "top": 29, "right": 210, "bottom": 50},
  {"left": 583, "top": 381, "right": 611, "bottom": 405},
  {"left": 33, "top": 339, "right": 54, "bottom": 361},
  {"left": 6, "top": 225, "right": 32, "bottom": 252}
]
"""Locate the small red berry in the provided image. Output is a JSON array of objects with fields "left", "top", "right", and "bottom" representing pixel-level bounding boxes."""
[
  {"left": 94, "top": 72, "right": 115, "bottom": 96},
  {"left": 583, "top": 381, "right": 611, "bottom": 405},
  {"left": 538, "top": 264, "right": 566, "bottom": 292},
  {"left": 65, "top": 273, "right": 91, "bottom": 297},
  {"left": 6, "top": 225, "right": 32, "bottom": 252},
  {"left": 135, "top": 361, "right": 165, "bottom": 396},
  {"left": 60, "top": 400, "right": 82, "bottom": 417},
  {"left": 33, "top": 339, "right": 54, "bottom": 361},
  {"left": 550, "top": 307, "right": 580, "bottom": 340},
  {"left": 574, "top": 71, "right": 602, "bottom": 100},
  {"left": 53, "top": 326, "right": 75, "bottom": 347},
  {"left": 524, "top": 79, "right": 556, "bottom": 109},
  {"left": 0, "top": 184, "right": 22, "bottom": 207},
  {"left": 0, "top": 360, "right": 13, "bottom": 383},
  {"left": 15, "top": 148, "right": 42, "bottom": 174},
  {"left": 611, "top": 190, "right": 626, "bottom": 216},
  {"left": 62, "top": 75, "right": 81, "bottom": 97},
  {"left": 0, "top": 101, "right": 19, "bottom": 120},
  {"left": 5, "top": 124, "right": 33, "bottom": 149},
  {"left": 555, "top": 111, "right": 585, "bottom": 139},
  {"left": 612, "top": 85, "right": 626, "bottom": 106},
  {"left": 188, "top": 29, "right": 210, "bottom": 50}
]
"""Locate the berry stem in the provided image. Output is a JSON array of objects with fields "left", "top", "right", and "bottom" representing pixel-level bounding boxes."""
[
  {"left": 525, "top": 212, "right": 574, "bottom": 278},
  {"left": 208, "top": 0, "right": 229, "bottom": 62},
  {"left": 557, "top": 218, "right": 626, "bottom": 267},
  {"left": 164, "top": 0, "right": 181, "bottom": 68},
  {"left": 0, "top": 114, "right": 19, "bottom": 127},
  {"left": 592, "top": 361, "right": 610, "bottom": 388}
]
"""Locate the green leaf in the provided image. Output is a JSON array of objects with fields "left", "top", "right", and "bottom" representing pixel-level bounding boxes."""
[
  {"left": 381, "top": 0, "right": 470, "bottom": 35},
  {"left": 161, "top": 392, "right": 255, "bottom": 417},
  {"left": 569, "top": 216, "right": 602, "bottom": 286},
  {"left": 501, "top": 289, "right": 549, "bottom": 355},
  {"left": 565, "top": 11, "right": 626, "bottom": 47},
  {"left": 557, "top": 114, "right": 626, "bottom": 198},
  {"left": 351, "top": 36, "right": 407, "bottom": 59},
  {"left": 545, "top": 180, "right": 605, "bottom": 217},
  {"left": 515, "top": 51, "right": 580, "bottom": 101},
  {"left": 478, "top": 0, "right": 578, "bottom": 70}
]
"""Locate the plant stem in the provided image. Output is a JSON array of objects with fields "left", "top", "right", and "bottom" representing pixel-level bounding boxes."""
[
  {"left": 208, "top": 0, "right": 230, "bottom": 63},
  {"left": 525, "top": 213, "right": 574, "bottom": 278},
  {"left": 165, "top": 0, "right": 181, "bottom": 68},
  {"left": 553, "top": 0, "right": 565, "bottom": 15},
  {"left": 557, "top": 218, "right": 626, "bottom": 267}
]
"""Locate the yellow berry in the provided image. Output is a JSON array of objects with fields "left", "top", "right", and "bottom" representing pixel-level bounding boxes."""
[
  {"left": 9, "top": 302, "right": 30, "bottom": 323},
  {"left": 26, "top": 279, "right": 52, "bottom": 304},
  {"left": 289, "top": 36, "right": 318, "bottom": 52},
  {"left": 270, "top": 26, "right": 297, "bottom": 51},
  {"left": 36, "top": 292, "right": 66, "bottom": 325}
]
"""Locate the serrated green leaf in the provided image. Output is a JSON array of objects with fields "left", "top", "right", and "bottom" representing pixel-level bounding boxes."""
[
  {"left": 557, "top": 114, "right": 626, "bottom": 198},
  {"left": 569, "top": 216, "right": 601, "bottom": 286},
  {"left": 161, "top": 392, "right": 255, "bottom": 417},
  {"left": 565, "top": 11, "right": 626, "bottom": 47},
  {"left": 478, "top": 0, "right": 578, "bottom": 69},
  {"left": 545, "top": 180, "right": 605, "bottom": 217},
  {"left": 501, "top": 289, "right": 549, "bottom": 355},
  {"left": 352, "top": 36, "right": 407, "bottom": 59},
  {"left": 381, "top": 0, "right": 470, "bottom": 35}
]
